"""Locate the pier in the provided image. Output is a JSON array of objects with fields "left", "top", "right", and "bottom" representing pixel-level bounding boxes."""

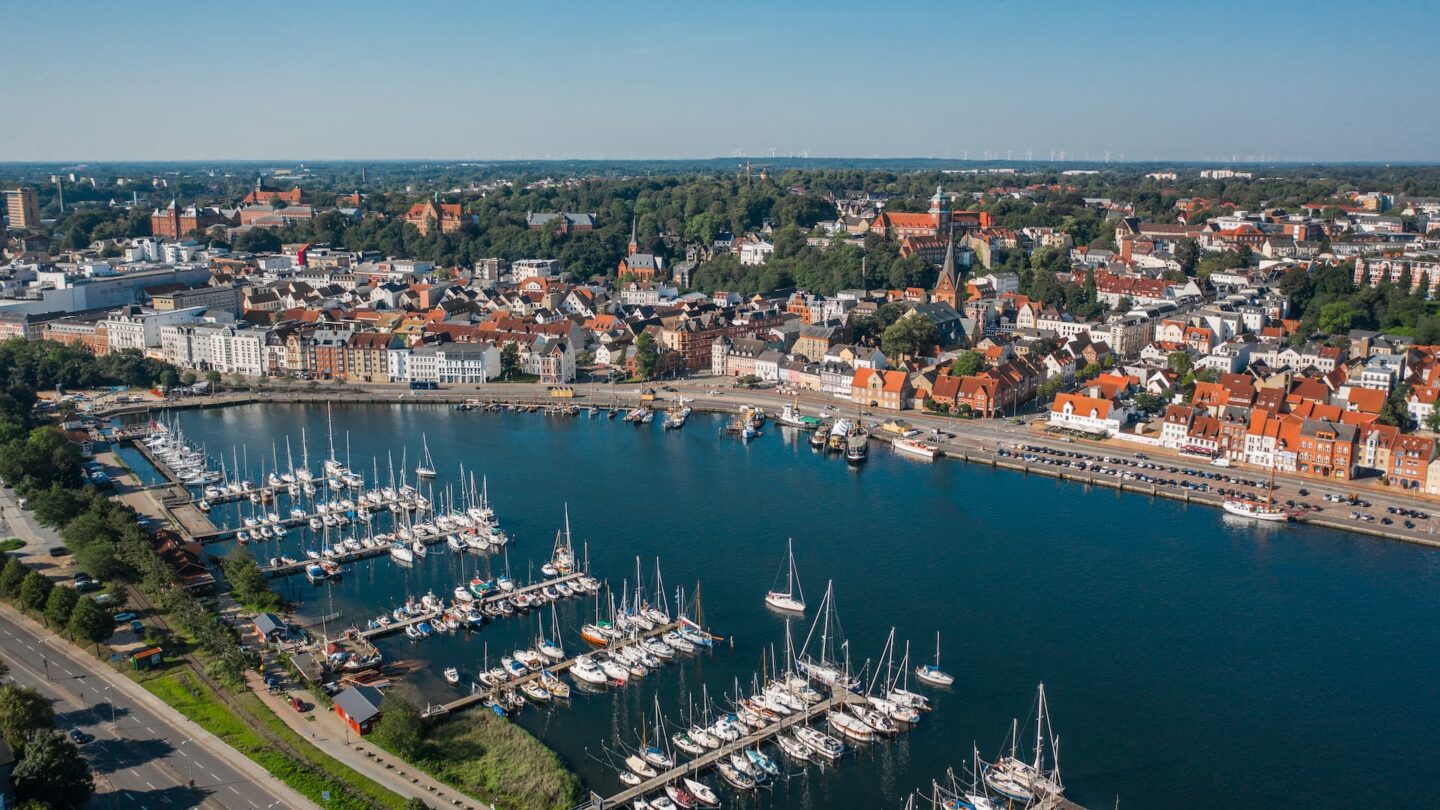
[
  {"left": 359, "top": 573, "right": 586, "bottom": 639},
  {"left": 424, "top": 618, "right": 688, "bottom": 719},
  {"left": 592, "top": 690, "right": 862, "bottom": 808},
  {"left": 258, "top": 530, "right": 457, "bottom": 576}
]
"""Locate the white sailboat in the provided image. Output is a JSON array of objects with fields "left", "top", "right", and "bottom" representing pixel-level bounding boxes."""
[
  {"left": 915, "top": 630, "right": 955, "bottom": 686},
  {"left": 982, "top": 684, "right": 1065, "bottom": 803},
  {"left": 415, "top": 434, "right": 437, "bottom": 479},
  {"left": 764, "top": 538, "right": 806, "bottom": 613},
  {"left": 795, "top": 580, "right": 861, "bottom": 692}
]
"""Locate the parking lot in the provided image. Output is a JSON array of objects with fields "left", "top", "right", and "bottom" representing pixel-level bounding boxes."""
[{"left": 998, "top": 443, "right": 1436, "bottom": 531}]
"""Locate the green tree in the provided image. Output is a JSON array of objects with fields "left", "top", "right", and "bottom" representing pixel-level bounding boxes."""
[
  {"left": 66, "top": 595, "right": 112, "bottom": 651},
  {"left": 1167, "top": 351, "right": 1194, "bottom": 378},
  {"left": 1175, "top": 238, "right": 1201, "bottom": 276},
  {"left": 634, "top": 333, "right": 659, "bottom": 380},
  {"left": 0, "top": 557, "right": 27, "bottom": 599},
  {"left": 1426, "top": 409, "right": 1440, "bottom": 433},
  {"left": 949, "top": 351, "right": 986, "bottom": 378},
  {"left": 499, "top": 343, "right": 520, "bottom": 380},
  {"left": 0, "top": 684, "right": 55, "bottom": 751},
  {"left": 880, "top": 314, "right": 939, "bottom": 361},
  {"left": 1379, "top": 383, "right": 1413, "bottom": 429},
  {"left": 44, "top": 586, "right": 78, "bottom": 629},
  {"left": 12, "top": 729, "right": 94, "bottom": 809},
  {"left": 223, "top": 548, "right": 279, "bottom": 611},
  {"left": 205, "top": 370, "right": 222, "bottom": 385},
  {"left": 19, "top": 572, "right": 51, "bottom": 613},
  {"left": 1318, "top": 300, "right": 1356, "bottom": 335},
  {"left": 371, "top": 696, "right": 424, "bottom": 759},
  {"left": 234, "top": 228, "right": 282, "bottom": 253}
]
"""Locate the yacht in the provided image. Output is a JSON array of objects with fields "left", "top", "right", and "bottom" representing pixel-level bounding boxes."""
[
  {"left": 892, "top": 436, "right": 939, "bottom": 460},
  {"left": 764, "top": 538, "right": 807, "bottom": 613}
]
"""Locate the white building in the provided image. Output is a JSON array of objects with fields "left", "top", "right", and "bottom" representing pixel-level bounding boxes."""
[
  {"left": 739, "top": 240, "right": 774, "bottom": 266},
  {"left": 104, "top": 306, "right": 208, "bottom": 353},
  {"left": 1049, "top": 393, "right": 1129, "bottom": 436},
  {"left": 407, "top": 343, "right": 500, "bottom": 384}
]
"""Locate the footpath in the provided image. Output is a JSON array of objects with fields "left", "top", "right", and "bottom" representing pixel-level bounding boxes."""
[{"left": 246, "top": 669, "right": 489, "bottom": 810}]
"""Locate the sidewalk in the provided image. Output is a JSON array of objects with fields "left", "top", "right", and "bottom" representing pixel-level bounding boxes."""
[
  {"left": 247, "top": 670, "right": 490, "bottom": 810},
  {"left": 0, "top": 600, "right": 319, "bottom": 810}
]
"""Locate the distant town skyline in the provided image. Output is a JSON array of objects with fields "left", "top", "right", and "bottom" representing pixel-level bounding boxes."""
[{"left": 2, "top": 0, "right": 1437, "bottom": 163}]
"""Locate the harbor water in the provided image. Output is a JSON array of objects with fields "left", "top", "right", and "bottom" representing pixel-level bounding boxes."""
[{"left": 167, "top": 403, "right": 1440, "bottom": 808}]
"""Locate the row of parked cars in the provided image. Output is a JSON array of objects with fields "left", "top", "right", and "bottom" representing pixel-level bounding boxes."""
[{"left": 1001, "top": 444, "right": 1277, "bottom": 493}]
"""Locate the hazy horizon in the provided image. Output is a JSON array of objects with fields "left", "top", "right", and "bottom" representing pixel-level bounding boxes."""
[{"left": 3, "top": 0, "right": 1437, "bottom": 163}]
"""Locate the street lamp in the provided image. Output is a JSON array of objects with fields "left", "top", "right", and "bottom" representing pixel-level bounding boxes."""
[
  {"left": 101, "top": 684, "right": 118, "bottom": 726},
  {"left": 179, "top": 738, "right": 195, "bottom": 787},
  {"left": 37, "top": 636, "right": 51, "bottom": 682}
]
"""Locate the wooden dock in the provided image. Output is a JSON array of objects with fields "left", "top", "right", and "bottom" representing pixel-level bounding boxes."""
[
  {"left": 424, "top": 617, "right": 688, "bottom": 719},
  {"left": 360, "top": 573, "right": 586, "bottom": 640},
  {"left": 595, "top": 690, "right": 862, "bottom": 808}
]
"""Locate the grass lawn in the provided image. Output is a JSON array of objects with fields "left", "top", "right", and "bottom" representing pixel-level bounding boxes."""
[
  {"left": 0, "top": 537, "right": 24, "bottom": 553},
  {"left": 390, "top": 712, "right": 580, "bottom": 810},
  {"left": 141, "top": 669, "right": 406, "bottom": 810}
]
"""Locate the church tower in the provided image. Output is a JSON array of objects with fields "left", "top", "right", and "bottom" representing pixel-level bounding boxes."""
[
  {"left": 628, "top": 215, "right": 639, "bottom": 257},
  {"left": 929, "top": 185, "right": 951, "bottom": 233},
  {"left": 933, "top": 229, "right": 960, "bottom": 308}
]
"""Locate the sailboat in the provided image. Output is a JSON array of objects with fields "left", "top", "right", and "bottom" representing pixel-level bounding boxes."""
[
  {"left": 915, "top": 630, "right": 955, "bottom": 686},
  {"left": 795, "top": 581, "right": 861, "bottom": 692},
  {"left": 982, "top": 684, "right": 1066, "bottom": 803},
  {"left": 764, "top": 538, "right": 806, "bottom": 613},
  {"left": 415, "top": 434, "right": 437, "bottom": 479}
]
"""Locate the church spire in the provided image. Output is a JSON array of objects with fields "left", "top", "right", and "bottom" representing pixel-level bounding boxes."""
[
  {"left": 934, "top": 225, "right": 959, "bottom": 308},
  {"left": 628, "top": 215, "right": 639, "bottom": 256}
]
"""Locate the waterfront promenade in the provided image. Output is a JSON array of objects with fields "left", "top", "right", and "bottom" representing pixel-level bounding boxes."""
[{"left": 95, "top": 379, "right": 1440, "bottom": 549}]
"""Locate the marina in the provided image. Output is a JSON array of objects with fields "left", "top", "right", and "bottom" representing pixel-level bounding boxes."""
[{"left": 141, "top": 401, "right": 1440, "bottom": 809}]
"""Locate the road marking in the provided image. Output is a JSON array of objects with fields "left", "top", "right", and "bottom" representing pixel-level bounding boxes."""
[
  {"left": 229, "top": 786, "right": 241, "bottom": 795},
  {"left": 146, "top": 780, "right": 157, "bottom": 789},
  {"left": 130, "top": 768, "right": 142, "bottom": 778}
]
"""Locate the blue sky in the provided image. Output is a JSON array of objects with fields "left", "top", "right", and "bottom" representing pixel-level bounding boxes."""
[{"left": 1, "top": 0, "right": 1436, "bottom": 162}]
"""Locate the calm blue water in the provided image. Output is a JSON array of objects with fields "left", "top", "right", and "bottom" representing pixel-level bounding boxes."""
[{"left": 166, "top": 403, "right": 1440, "bottom": 809}]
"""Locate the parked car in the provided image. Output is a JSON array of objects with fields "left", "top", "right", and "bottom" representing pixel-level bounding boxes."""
[
  {"left": 112, "top": 612, "right": 136, "bottom": 623},
  {"left": 68, "top": 730, "right": 94, "bottom": 745},
  {"left": 49, "top": 546, "right": 71, "bottom": 557},
  {"left": 129, "top": 620, "right": 144, "bottom": 634}
]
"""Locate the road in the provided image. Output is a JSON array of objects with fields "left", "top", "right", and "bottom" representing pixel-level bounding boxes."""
[
  {"left": 0, "top": 483, "right": 316, "bottom": 810},
  {"left": 0, "top": 606, "right": 308, "bottom": 810}
]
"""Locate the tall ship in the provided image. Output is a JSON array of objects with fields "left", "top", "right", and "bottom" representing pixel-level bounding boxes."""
[
  {"left": 1221, "top": 498, "right": 1291, "bottom": 522},
  {"left": 1222, "top": 455, "right": 1291, "bottom": 521}
]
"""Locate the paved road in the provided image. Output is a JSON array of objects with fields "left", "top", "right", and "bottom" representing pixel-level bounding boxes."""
[
  {"left": 0, "top": 606, "right": 306, "bottom": 810},
  {"left": 0, "top": 482, "right": 316, "bottom": 810}
]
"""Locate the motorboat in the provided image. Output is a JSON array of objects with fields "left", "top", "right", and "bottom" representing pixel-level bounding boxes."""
[
  {"left": 776, "top": 731, "right": 813, "bottom": 761},
  {"left": 828, "top": 710, "right": 876, "bottom": 742},
  {"left": 443, "top": 667, "right": 460, "bottom": 684},
  {"left": 794, "top": 726, "right": 845, "bottom": 760},
  {"left": 892, "top": 436, "right": 939, "bottom": 459}
]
